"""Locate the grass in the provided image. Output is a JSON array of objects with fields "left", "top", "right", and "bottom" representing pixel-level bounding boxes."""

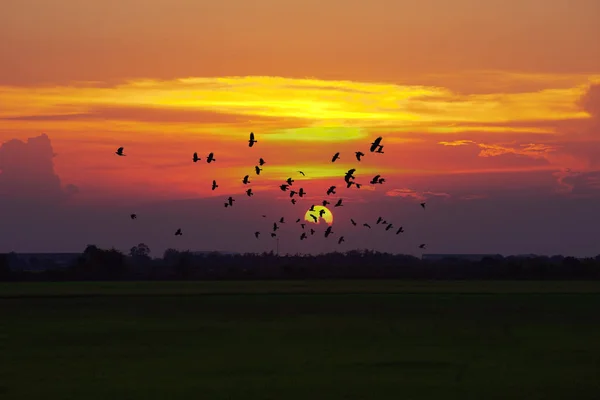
[{"left": 2, "top": 281, "right": 600, "bottom": 399}]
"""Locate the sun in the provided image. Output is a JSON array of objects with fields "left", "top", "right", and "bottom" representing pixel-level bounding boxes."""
[{"left": 304, "top": 206, "right": 334, "bottom": 225}]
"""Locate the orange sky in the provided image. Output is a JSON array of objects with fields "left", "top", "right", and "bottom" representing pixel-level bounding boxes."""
[
  {"left": 1, "top": 0, "right": 600, "bottom": 255},
  {"left": 1, "top": 0, "right": 599, "bottom": 84}
]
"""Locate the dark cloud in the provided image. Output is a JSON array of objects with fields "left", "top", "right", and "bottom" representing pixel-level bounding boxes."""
[
  {"left": 0, "top": 133, "right": 77, "bottom": 204},
  {"left": 580, "top": 84, "right": 600, "bottom": 120},
  {"left": 1, "top": 192, "right": 600, "bottom": 257},
  {"left": 0, "top": 114, "right": 92, "bottom": 121},
  {"left": 558, "top": 170, "right": 600, "bottom": 197},
  {"left": 549, "top": 85, "right": 600, "bottom": 171},
  {"left": 0, "top": 106, "right": 288, "bottom": 124}
]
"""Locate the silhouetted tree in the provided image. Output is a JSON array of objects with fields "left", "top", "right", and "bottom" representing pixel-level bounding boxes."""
[
  {"left": 130, "top": 243, "right": 151, "bottom": 258},
  {"left": 0, "top": 253, "right": 11, "bottom": 281},
  {"left": 72, "top": 244, "right": 127, "bottom": 280},
  {"left": 5, "top": 245, "right": 600, "bottom": 281}
]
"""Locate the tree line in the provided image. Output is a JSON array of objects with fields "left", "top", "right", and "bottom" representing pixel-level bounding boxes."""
[{"left": 2, "top": 243, "right": 600, "bottom": 281}]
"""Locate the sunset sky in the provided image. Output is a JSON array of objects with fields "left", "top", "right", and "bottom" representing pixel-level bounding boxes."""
[{"left": 1, "top": 0, "right": 599, "bottom": 256}]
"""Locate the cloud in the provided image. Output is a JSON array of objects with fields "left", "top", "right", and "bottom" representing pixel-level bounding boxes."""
[
  {"left": 438, "top": 138, "right": 558, "bottom": 160},
  {"left": 0, "top": 113, "right": 92, "bottom": 121},
  {"left": 0, "top": 74, "right": 597, "bottom": 204},
  {"left": 579, "top": 84, "right": 600, "bottom": 121},
  {"left": 438, "top": 140, "right": 476, "bottom": 146},
  {"left": 0, "top": 107, "right": 281, "bottom": 124},
  {"left": 477, "top": 142, "right": 558, "bottom": 159},
  {"left": 555, "top": 170, "right": 600, "bottom": 197},
  {"left": 0, "top": 134, "right": 77, "bottom": 204},
  {"left": 416, "top": 71, "right": 600, "bottom": 95},
  {"left": 0, "top": 75, "right": 594, "bottom": 141},
  {"left": 436, "top": 138, "right": 559, "bottom": 167},
  {"left": 385, "top": 188, "right": 450, "bottom": 201},
  {"left": 542, "top": 84, "right": 600, "bottom": 180},
  {"left": 3, "top": 188, "right": 600, "bottom": 257},
  {"left": 458, "top": 194, "right": 489, "bottom": 200}
]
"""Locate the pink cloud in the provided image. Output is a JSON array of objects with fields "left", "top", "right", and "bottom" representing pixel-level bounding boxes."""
[
  {"left": 385, "top": 188, "right": 450, "bottom": 201},
  {"left": 459, "top": 194, "right": 489, "bottom": 200},
  {"left": 477, "top": 142, "right": 558, "bottom": 159},
  {"left": 437, "top": 140, "right": 476, "bottom": 146}
]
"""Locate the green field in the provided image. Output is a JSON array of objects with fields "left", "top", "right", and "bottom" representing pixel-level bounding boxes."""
[{"left": 2, "top": 281, "right": 600, "bottom": 399}]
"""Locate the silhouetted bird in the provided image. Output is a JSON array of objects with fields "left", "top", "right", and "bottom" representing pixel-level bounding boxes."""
[
  {"left": 271, "top": 233, "right": 277, "bottom": 238},
  {"left": 420, "top": 202, "right": 426, "bottom": 209},
  {"left": 249, "top": 132, "right": 257, "bottom": 147},
  {"left": 346, "top": 181, "right": 355, "bottom": 188},
  {"left": 115, "top": 147, "right": 126, "bottom": 156},
  {"left": 193, "top": 152, "right": 200, "bottom": 162},
  {"left": 309, "top": 204, "right": 315, "bottom": 211},
  {"left": 419, "top": 244, "right": 426, "bottom": 249},
  {"left": 259, "top": 158, "right": 266, "bottom": 166},
  {"left": 262, "top": 215, "right": 267, "bottom": 218},
  {"left": 280, "top": 184, "right": 289, "bottom": 191},
  {"left": 224, "top": 202, "right": 229, "bottom": 207},
  {"left": 370, "top": 175, "right": 381, "bottom": 184},
  {"left": 296, "top": 218, "right": 301, "bottom": 223},
  {"left": 300, "top": 232, "right": 307, "bottom": 240},
  {"left": 291, "top": 199, "right": 297, "bottom": 205},
  {"left": 246, "top": 188, "right": 253, "bottom": 197},
  {"left": 378, "top": 178, "right": 385, "bottom": 184},
  {"left": 290, "top": 190, "right": 297, "bottom": 197},
  {"left": 382, "top": 220, "right": 388, "bottom": 225},
  {"left": 338, "top": 236, "right": 345, "bottom": 244},
  {"left": 227, "top": 196, "right": 235, "bottom": 206},
  {"left": 255, "top": 166, "right": 262, "bottom": 175},
  {"left": 243, "top": 175, "right": 251, "bottom": 184},
  {"left": 175, "top": 229, "right": 182, "bottom": 236},
  {"left": 273, "top": 223, "right": 279, "bottom": 231},
  {"left": 298, "top": 188, "right": 306, "bottom": 197},
  {"left": 331, "top": 152, "right": 340, "bottom": 162},
  {"left": 355, "top": 151, "right": 365, "bottom": 161},
  {"left": 334, "top": 199, "right": 343, "bottom": 207},
  {"left": 376, "top": 217, "right": 383, "bottom": 224},
  {"left": 279, "top": 217, "right": 285, "bottom": 223},
  {"left": 396, "top": 226, "right": 404, "bottom": 234},
  {"left": 363, "top": 223, "right": 371, "bottom": 228},
  {"left": 319, "top": 209, "right": 326, "bottom": 218},
  {"left": 130, "top": 214, "right": 137, "bottom": 220},
  {"left": 322, "top": 200, "right": 330, "bottom": 206},
  {"left": 310, "top": 214, "right": 318, "bottom": 223},
  {"left": 255, "top": 232, "right": 260, "bottom": 239},
  {"left": 369, "top": 136, "right": 382, "bottom": 152},
  {"left": 324, "top": 226, "right": 333, "bottom": 238},
  {"left": 310, "top": 228, "right": 315, "bottom": 235},
  {"left": 376, "top": 145, "right": 384, "bottom": 154},
  {"left": 206, "top": 152, "right": 216, "bottom": 163},
  {"left": 344, "top": 169, "right": 356, "bottom": 182},
  {"left": 301, "top": 223, "right": 306, "bottom": 229},
  {"left": 327, "top": 186, "right": 336, "bottom": 195},
  {"left": 355, "top": 183, "right": 362, "bottom": 189},
  {"left": 212, "top": 180, "right": 218, "bottom": 190},
  {"left": 385, "top": 223, "right": 393, "bottom": 231},
  {"left": 298, "top": 171, "right": 305, "bottom": 176},
  {"left": 286, "top": 177, "right": 294, "bottom": 185},
  {"left": 350, "top": 219, "right": 357, "bottom": 226}
]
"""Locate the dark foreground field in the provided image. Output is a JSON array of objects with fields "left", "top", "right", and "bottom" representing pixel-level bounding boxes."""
[{"left": 2, "top": 281, "right": 600, "bottom": 399}]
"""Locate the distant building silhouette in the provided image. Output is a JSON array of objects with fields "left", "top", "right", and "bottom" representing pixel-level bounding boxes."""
[{"left": 7, "top": 252, "right": 80, "bottom": 271}]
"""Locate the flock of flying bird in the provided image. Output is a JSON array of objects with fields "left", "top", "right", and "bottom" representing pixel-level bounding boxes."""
[{"left": 116, "top": 133, "right": 428, "bottom": 252}]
